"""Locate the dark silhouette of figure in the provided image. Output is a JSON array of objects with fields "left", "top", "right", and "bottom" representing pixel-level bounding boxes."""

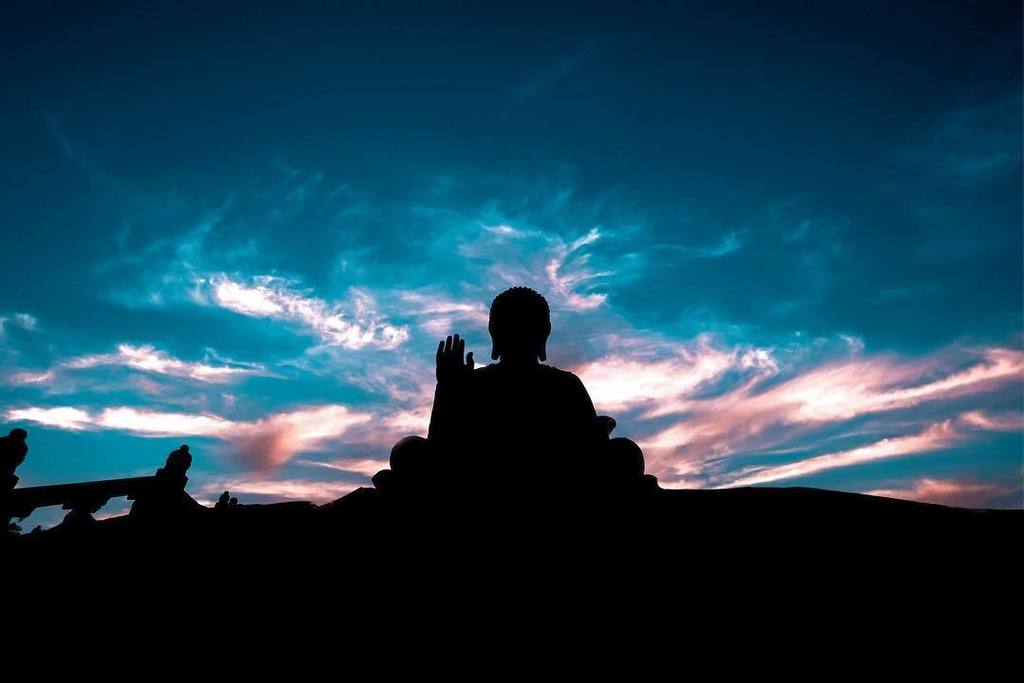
[
  {"left": 215, "top": 490, "right": 239, "bottom": 509},
  {"left": 129, "top": 444, "right": 203, "bottom": 521},
  {"left": 377, "top": 287, "right": 649, "bottom": 505},
  {"left": 2, "top": 428, "right": 29, "bottom": 534}
]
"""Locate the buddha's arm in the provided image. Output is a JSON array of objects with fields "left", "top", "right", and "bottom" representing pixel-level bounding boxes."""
[
  {"left": 427, "top": 334, "right": 475, "bottom": 447},
  {"left": 427, "top": 379, "right": 462, "bottom": 445}
]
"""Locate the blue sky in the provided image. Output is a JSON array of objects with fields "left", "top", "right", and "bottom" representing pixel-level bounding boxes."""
[{"left": 2, "top": 1, "right": 1021, "bottom": 524}]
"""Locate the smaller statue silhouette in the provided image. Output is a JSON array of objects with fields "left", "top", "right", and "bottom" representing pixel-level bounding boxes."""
[
  {"left": 129, "top": 444, "right": 203, "bottom": 522},
  {"left": 1, "top": 428, "right": 28, "bottom": 492},
  {"left": 215, "top": 490, "right": 239, "bottom": 509},
  {"left": 2, "top": 428, "right": 29, "bottom": 535}
]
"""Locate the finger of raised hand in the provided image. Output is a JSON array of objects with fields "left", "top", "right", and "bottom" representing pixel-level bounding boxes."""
[
  {"left": 445, "top": 335, "right": 453, "bottom": 356},
  {"left": 436, "top": 340, "right": 445, "bottom": 365},
  {"left": 466, "top": 351, "right": 474, "bottom": 371}
]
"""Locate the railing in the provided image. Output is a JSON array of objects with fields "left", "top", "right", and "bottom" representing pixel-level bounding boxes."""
[{"left": 2, "top": 428, "right": 196, "bottom": 530}]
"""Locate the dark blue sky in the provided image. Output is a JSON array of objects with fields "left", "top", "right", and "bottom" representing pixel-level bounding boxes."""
[{"left": 2, "top": 1, "right": 1021, "bottom": 520}]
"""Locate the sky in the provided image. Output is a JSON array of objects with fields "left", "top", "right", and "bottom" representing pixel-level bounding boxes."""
[{"left": 2, "top": 1, "right": 1021, "bottom": 526}]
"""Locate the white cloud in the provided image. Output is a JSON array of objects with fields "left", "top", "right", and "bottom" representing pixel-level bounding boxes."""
[
  {"left": 6, "top": 406, "right": 92, "bottom": 430},
  {"left": 201, "top": 274, "right": 409, "bottom": 350},
  {"left": 6, "top": 403, "right": 374, "bottom": 470},
  {"left": 64, "top": 344, "right": 260, "bottom": 382}
]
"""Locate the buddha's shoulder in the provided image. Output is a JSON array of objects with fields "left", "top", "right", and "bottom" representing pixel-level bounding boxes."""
[
  {"left": 472, "top": 363, "right": 579, "bottom": 382},
  {"left": 538, "top": 365, "right": 587, "bottom": 391}
]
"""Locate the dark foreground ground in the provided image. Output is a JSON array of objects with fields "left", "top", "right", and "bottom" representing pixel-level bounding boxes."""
[
  {"left": 9, "top": 484, "right": 1020, "bottom": 575},
  {"left": 5, "top": 483, "right": 1021, "bottom": 653}
]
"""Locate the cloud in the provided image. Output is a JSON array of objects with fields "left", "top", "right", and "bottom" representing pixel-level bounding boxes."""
[
  {"left": 197, "top": 477, "right": 361, "bottom": 504},
  {"left": 915, "top": 95, "right": 1023, "bottom": 183},
  {"left": 863, "top": 476, "right": 1023, "bottom": 509},
  {"left": 544, "top": 228, "right": 611, "bottom": 311},
  {"left": 721, "top": 419, "right": 962, "bottom": 487},
  {"left": 198, "top": 274, "right": 409, "bottom": 350},
  {"left": 0, "top": 312, "right": 39, "bottom": 338},
  {"left": 64, "top": 344, "right": 261, "bottom": 382},
  {"left": 7, "top": 370, "right": 56, "bottom": 385},
  {"left": 5, "top": 343, "right": 263, "bottom": 390},
  {"left": 397, "top": 291, "right": 490, "bottom": 337},
  {"left": 666, "top": 231, "right": 745, "bottom": 259},
  {"left": 717, "top": 410, "right": 1022, "bottom": 488},
  {"left": 637, "top": 345, "right": 1023, "bottom": 478},
  {"left": 6, "top": 403, "right": 374, "bottom": 470},
  {"left": 6, "top": 407, "right": 93, "bottom": 430},
  {"left": 573, "top": 337, "right": 772, "bottom": 413},
  {"left": 226, "top": 404, "right": 374, "bottom": 470},
  {"left": 298, "top": 457, "right": 389, "bottom": 478},
  {"left": 518, "top": 41, "right": 597, "bottom": 97},
  {"left": 95, "top": 407, "right": 234, "bottom": 437}
]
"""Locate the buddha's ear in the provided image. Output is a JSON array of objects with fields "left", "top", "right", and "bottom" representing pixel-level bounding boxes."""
[
  {"left": 489, "top": 320, "right": 499, "bottom": 360},
  {"left": 538, "top": 321, "right": 551, "bottom": 362}
]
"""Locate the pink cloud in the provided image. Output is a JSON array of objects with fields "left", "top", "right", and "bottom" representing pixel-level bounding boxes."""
[
  {"left": 197, "top": 477, "right": 361, "bottom": 504},
  {"left": 227, "top": 405, "right": 374, "bottom": 470},
  {"left": 956, "top": 410, "right": 1024, "bottom": 431},
  {"left": 864, "top": 477, "right": 1022, "bottom": 509},
  {"left": 7, "top": 370, "right": 56, "bottom": 385},
  {"left": 714, "top": 410, "right": 1022, "bottom": 488},
  {"left": 720, "top": 419, "right": 962, "bottom": 487},
  {"left": 636, "top": 345, "right": 1023, "bottom": 480},
  {"left": 573, "top": 338, "right": 772, "bottom": 413},
  {"left": 299, "top": 457, "right": 389, "bottom": 477}
]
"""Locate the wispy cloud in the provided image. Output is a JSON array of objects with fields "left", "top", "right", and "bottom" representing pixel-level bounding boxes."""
[
  {"left": 637, "top": 345, "right": 1022, "bottom": 477},
  {"left": 7, "top": 403, "right": 374, "bottom": 470},
  {"left": 545, "top": 228, "right": 611, "bottom": 311},
  {"left": 197, "top": 477, "right": 360, "bottom": 504},
  {"left": 573, "top": 336, "right": 775, "bottom": 413},
  {"left": 709, "top": 408, "right": 1021, "bottom": 488},
  {"left": 664, "top": 231, "right": 745, "bottom": 259},
  {"left": 913, "top": 95, "right": 1023, "bottom": 183},
  {"left": 7, "top": 406, "right": 93, "bottom": 430},
  {"left": 5, "top": 343, "right": 263, "bottom": 391},
  {"left": 196, "top": 274, "right": 409, "bottom": 350},
  {"left": 64, "top": 344, "right": 261, "bottom": 382},
  {"left": 721, "top": 419, "right": 962, "bottom": 487},
  {"left": 518, "top": 41, "right": 598, "bottom": 97},
  {"left": 864, "top": 475, "right": 1023, "bottom": 509},
  {"left": 0, "top": 312, "right": 39, "bottom": 338},
  {"left": 396, "top": 291, "right": 490, "bottom": 337},
  {"left": 298, "top": 457, "right": 389, "bottom": 478}
]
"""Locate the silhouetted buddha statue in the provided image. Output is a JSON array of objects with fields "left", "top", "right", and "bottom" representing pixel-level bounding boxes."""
[{"left": 378, "top": 287, "right": 647, "bottom": 504}]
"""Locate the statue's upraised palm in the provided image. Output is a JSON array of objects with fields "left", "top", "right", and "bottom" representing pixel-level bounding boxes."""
[{"left": 436, "top": 334, "right": 474, "bottom": 384}]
